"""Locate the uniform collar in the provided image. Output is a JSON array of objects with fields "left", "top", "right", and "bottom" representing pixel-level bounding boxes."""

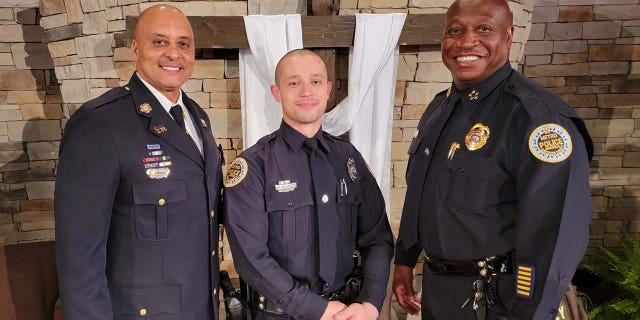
[
  {"left": 279, "top": 121, "right": 331, "bottom": 153},
  {"left": 136, "top": 72, "right": 185, "bottom": 113},
  {"left": 449, "top": 62, "right": 513, "bottom": 108}
]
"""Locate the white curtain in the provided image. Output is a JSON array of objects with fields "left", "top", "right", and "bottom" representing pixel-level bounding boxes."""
[
  {"left": 240, "top": 13, "right": 406, "bottom": 213},
  {"left": 240, "top": 15, "right": 303, "bottom": 149},
  {"left": 323, "top": 13, "right": 406, "bottom": 213}
]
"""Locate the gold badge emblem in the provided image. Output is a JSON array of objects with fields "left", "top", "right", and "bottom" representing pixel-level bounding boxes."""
[
  {"left": 528, "top": 123, "right": 572, "bottom": 163},
  {"left": 200, "top": 119, "right": 207, "bottom": 127},
  {"left": 468, "top": 89, "right": 479, "bottom": 101},
  {"left": 225, "top": 157, "right": 248, "bottom": 187},
  {"left": 139, "top": 103, "right": 152, "bottom": 113},
  {"left": 465, "top": 123, "right": 490, "bottom": 151},
  {"left": 446, "top": 87, "right": 452, "bottom": 98},
  {"left": 153, "top": 125, "right": 167, "bottom": 134},
  {"left": 124, "top": 86, "right": 130, "bottom": 91}
]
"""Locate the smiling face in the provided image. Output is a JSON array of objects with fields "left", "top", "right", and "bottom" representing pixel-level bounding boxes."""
[
  {"left": 131, "top": 5, "right": 194, "bottom": 102},
  {"left": 441, "top": 0, "right": 514, "bottom": 90},
  {"left": 270, "top": 50, "right": 332, "bottom": 138}
]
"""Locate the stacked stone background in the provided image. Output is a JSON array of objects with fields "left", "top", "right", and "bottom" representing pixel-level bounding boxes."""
[
  {"left": 0, "top": 0, "right": 638, "bottom": 309},
  {"left": 521, "top": 0, "right": 640, "bottom": 263}
]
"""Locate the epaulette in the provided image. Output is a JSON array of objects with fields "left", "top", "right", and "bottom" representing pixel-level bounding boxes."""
[
  {"left": 240, "top": 131, "right": 279, "bottom": 158},
  {"left": 77, "top": 86, "right": 131, "bottom": 113},
  {"left": 504, "top": 72, "right": 578, "bottom": 121}
]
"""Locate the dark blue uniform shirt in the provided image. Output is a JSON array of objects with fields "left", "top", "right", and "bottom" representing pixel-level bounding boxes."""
[
  {"left": 395, "top": 63, "right": 593, "bottom": 319},
  {"left": 224, "top": 122, "right": 394, "bottom": 320}
]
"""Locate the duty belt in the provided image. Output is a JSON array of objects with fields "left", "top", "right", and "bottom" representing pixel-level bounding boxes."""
[
  {"left": 424, "top": 253, "right": 513, "bottom": 320},
  {"left": 424, "top": 253, "right": 513, "bottom": 276}
]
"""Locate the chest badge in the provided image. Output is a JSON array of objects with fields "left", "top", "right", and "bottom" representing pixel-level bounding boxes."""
[
  {"left": 275, "top": 180, "right": 297, "bottom": 193},
  {"left": 146, "top": 167, "right": 170, "bottom": 179},
  {"left": 465, "top": 123, "right": 490, "bottom": 151},
  {"left": 346, "top": 158, "right": 358, "bottom": 182},
  {"left": 139, "top": 103, "right": 152, "bottom": 113},
  {"left": 468, "top": 89, "right": 479, "bottom": 101}
]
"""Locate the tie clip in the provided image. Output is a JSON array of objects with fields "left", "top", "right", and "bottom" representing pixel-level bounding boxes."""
[{"left": 447, "top": 142, "right": 460, "bottom": 160}]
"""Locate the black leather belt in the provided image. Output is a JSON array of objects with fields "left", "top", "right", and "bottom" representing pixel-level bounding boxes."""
[{"left": 424, "top": 253, "right": 513, "bottom": 276}]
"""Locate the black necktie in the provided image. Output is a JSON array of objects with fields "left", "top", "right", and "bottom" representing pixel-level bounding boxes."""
[
  {"left": 303, "top": 137, "right": 338, "bottom": 290},
  {"left": 170, "top": 105, "right": 187, "bottom": 132}
]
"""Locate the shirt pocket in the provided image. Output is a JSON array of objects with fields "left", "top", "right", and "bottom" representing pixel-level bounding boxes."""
[
  {"left": 132, "top": 179, "right": 186, "bottom": 241},
  {"left": 109, "top": 283, "right": 180, "bottom": 319},
  {"left": 444, "top": 151, "right": 494, "bottom": 217},
  {"left": 337, "top": 179, "right": 363, "bottom": 246},
  {"left": 266, "top": 185, "right": 314, "bottom": 244}
]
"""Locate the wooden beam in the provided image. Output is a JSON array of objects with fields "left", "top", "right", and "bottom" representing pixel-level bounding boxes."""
[{"left": 121, "top": 14, "right": 444, "bottom": 49}]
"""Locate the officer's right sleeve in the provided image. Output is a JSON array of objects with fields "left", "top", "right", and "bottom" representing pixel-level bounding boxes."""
[
  {"left": 55, "top": 110, "right": 119, "bottom": 320},
  {"left": 224, "top": 157, "right": 328, "bottom": 320}
]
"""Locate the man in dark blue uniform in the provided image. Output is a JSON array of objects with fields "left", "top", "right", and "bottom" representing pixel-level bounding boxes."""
[
  {"left": 224, "top": 49, "right": 394, "bottom": 320},
  {"left": 393, "top": 1, "right": 593, "bottom": 319},
  {"left": 55, "top": 5, "right": 222, "bottom": 320}
]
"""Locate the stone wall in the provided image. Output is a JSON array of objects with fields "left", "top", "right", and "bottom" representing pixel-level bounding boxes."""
[
  {"left": 522, "top": 0, "right": 640, "bottom": 263},
  {"left": 0, "top": 0, "right": 60, "bottom": 243},
  {"left": 0, "top": 0, "right": 638, "bottom": 289}
]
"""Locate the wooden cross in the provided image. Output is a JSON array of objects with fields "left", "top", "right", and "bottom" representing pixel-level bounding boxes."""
[
  {"left": 119, "top": 14, "right": 445, "bottom": 49},
  {"left": 118, "top": 14, "right": 445, "bottom": 108}
]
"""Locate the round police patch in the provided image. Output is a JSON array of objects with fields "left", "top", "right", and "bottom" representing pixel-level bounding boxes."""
[
  {"left": 528, "top": 123, "right": 572, "bottom": 163},
  {"left": 225, "top": 157, "right": 248, "bottom": 187}
]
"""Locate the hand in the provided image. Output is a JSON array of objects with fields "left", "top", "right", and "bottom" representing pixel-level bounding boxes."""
[
  {"left": 392, "top": 265, "right": 421, "bottom": 315},
  {"left": 320, "top": 301, "right": 347, "bottom": 320},
  {"left": 333, "top": 302, "right": 379, "bottom": 320}
]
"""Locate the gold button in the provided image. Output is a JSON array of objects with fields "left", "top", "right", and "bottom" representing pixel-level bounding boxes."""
[
  {"left": 158, "top": 198, "right": 166, "bottom": 206},
  {"left": 479, "top": 269, "right": 487, "bottom": 276},
  {"left": 210, "top": 210, "right": 215, "bottom": 218},
  {"left": 477, "top": 261, "right": 485, "bottom": 268},
  {"left": 139, "top": 308, "right": 147, "bottom": 316}
]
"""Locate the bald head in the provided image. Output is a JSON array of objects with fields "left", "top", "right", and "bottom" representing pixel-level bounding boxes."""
[
  {"left": 134, "top": 5, "right": 192, "bottom": 41},
  {"left": 446, "top": 0, "right": 513, "bottom": 28},
  {"left": 274, "top": 49, "right": 328, "bottom": 85}
]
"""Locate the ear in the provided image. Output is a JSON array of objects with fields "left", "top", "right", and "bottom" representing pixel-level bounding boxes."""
[
  {"left": 270, "top": 84, "right": 282, "bottom": 102},
  {"left": 326, "top": 80, "right": 333, "bottom": 97},
  {"left": 131, "top": 39, "right": 139, "bottom": 62},
  {"left": 506, "top": 25, "right": 514, "bottom": 49}
]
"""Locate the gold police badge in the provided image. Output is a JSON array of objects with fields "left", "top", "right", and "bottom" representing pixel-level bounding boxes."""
[
  {"left": 225, "top": 157, "right": 248, "bottom": 187},
  {"left": 465, "top": 123, "right": 490, "bottom": 151},
  {"left": 139, "top": 103, "right": 152, "bottom": 113},
  {"left": 528, "top": 123, "right": 572, "bottom": 163}
]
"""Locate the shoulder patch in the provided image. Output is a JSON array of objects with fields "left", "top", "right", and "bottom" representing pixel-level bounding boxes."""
[
  {"left": 528, "top": 123, "right": 572, "bottom": 163},
  {"left": 225, "top": 157, "right": 248, "bottom": 187}
]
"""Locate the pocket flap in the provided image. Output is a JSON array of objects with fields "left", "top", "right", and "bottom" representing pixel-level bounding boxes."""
[
  {"left": 445, "top": 151, "right": 493, "bottom": 180},
  {"left": 110, "top": 284, "right": 180, "bottom": 316},
  {"left": 266, "top": 183, "right": 313, "bottom": 212},
  {"left": 132, "top": 179, "right": 186, "bottom": 205}
]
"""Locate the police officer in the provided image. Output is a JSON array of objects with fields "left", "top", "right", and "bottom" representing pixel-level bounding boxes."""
[
  {"left": 55, "top": 5, "right": 223, "bottom": 320},
  {"left": 393, "top": 0, "right": 593, "bottom": 319},
  {"left": 224, "top": 49, "right": 394, "bottom": 320}
]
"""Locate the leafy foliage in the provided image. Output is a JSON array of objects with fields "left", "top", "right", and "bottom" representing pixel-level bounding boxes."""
[{"left": 586, "top": 236, "right": 640, "bottom": 320}]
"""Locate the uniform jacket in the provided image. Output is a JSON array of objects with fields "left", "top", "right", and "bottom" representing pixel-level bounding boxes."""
[
  {"left": 224, "top": 122, "right": 394, "bottom": 320},
  {"left": 55, "top": 73, "right": 223, "bottom": 320},
  {"left": 395, "top": 63, "right": 593, "bottom": 319}
]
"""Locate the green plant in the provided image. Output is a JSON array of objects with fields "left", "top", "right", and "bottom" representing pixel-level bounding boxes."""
[{"left": 586, "top": 235, "right": 640, "bottom": 320}]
